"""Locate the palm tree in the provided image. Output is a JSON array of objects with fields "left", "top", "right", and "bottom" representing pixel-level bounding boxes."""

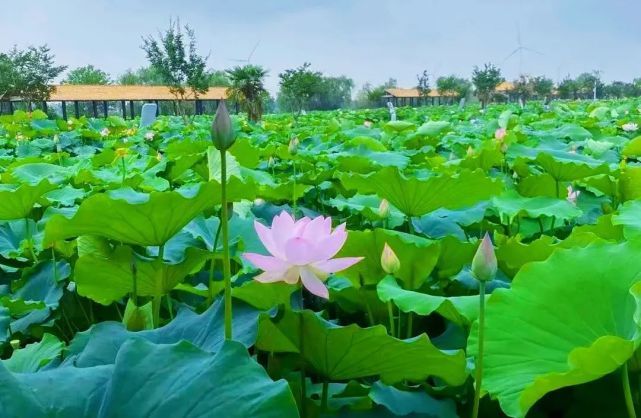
[{"left": 225, "top": 64, "right": 268, "bottom": 122}]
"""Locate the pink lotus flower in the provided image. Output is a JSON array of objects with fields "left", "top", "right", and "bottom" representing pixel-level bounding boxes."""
[
  {"left": 567, "top": 185, "right": 580, "bottom": 206},
  {"left": 242, "top": 211, "right": 363, "bottom": 299},
  {"left": 495, "top": 128, "right": 507, "bottom": 141}
]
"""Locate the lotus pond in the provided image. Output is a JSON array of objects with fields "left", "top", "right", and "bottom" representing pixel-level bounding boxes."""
[{"left": 1, "top": 100, "right": 641, "bottom": 418}]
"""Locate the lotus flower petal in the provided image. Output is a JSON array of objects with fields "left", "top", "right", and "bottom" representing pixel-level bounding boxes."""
[
  {"left": 300, "top": 268, "right": 329, "bottom": 299},
  {"left": 242, "top": 253, "right": 289, "bottom": 272},
  {"left": 313, "top": 257, "right": 364, "bottom": 274}
]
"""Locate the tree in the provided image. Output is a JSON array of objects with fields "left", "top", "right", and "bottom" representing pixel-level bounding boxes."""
[
  {"left": 207, "top": 70, "right": 230, "bottom": 87},
  {"left": 313, "top": 76, "right": 354, "bottom": 110},
  {"left": 118, "top": 66, "right": 165, "bottom": 85},
  {"left": 141, "top": 19, "right": 209, "bottom": 117},
  {"left": 575, "top": 71, "right": 604, "bottom": 99},
  {"left": 416, "top": 70, "right": 430, "bottom": 97},
  {"left": 512, "top": 75, "right": 534, "bottom": 104},
  {"left": 278, "top": 63, "right": 323, "bottom": 115},
  {"left": 471, "top": 63, "right": 503, "bottom": 107},
  {"left": 530, "top": 76, "right": 554, "bottom": 100},
  {"left": 64, "top": 65, "right": 111, "bottom": 84},
  {"left": 557, "top": 76, "right": 579, "bottom": 99},
  {"left": 436, "top": 75, "right": 471, "bottom": 99},
  {"left": 0, "top": 45, "right": 66, "bottom": 107},
  {"left": 603, "top": 81, "right": 627, "bottom": 99},
  {"left": 226, "top": 64, "right": 269, "bottom": 122}
]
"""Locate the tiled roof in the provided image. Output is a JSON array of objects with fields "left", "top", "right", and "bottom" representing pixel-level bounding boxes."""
[{"left": 48, "top": 84, "right": 228, "bottom": 101}]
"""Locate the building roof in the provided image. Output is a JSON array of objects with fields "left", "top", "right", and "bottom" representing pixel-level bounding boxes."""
[
  {"left": 386, "top": 81, "right": 516, "bottom": 98},
  {"left": 385, "top": 88, "right": 455, "bottom": 98},
  {"left": 495, "top": 81, "right": 515, "bottom": 92},
  {"left": 48, "top": 85, "right": 228, "bottom": 101}
]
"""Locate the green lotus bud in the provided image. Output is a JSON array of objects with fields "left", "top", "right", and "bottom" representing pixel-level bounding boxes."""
[
  {"left": 471, "top": 233, "right": 497, "bottom": 282},
  {"left": 211, "top": 100, "right": 235, "bottom": 151},
  {"left": 381, "top": 242, "right": 400, "bottom": 274},
  {"left": 288, "top": 136, "right": 299, "bottom": 155}
]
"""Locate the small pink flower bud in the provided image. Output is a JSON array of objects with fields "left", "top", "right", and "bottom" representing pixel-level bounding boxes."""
[{"left": 471, "top": 233, "right": 497, "bottom": 282}]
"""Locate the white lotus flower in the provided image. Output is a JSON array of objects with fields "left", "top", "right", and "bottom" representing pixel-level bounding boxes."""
[
  {"left": 100, "top": 128, "right": 110, "bottom": 137},
  {"left": 622, "top": 122, "right": 638, "bottom": 132}
]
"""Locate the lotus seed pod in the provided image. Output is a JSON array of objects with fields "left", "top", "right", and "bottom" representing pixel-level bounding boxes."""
[
  {"left": 471, "top": 233, "right": 497, "bottom": 282},
  {"left": 211, "top": 100, "right": 236, "bottom": 151}
]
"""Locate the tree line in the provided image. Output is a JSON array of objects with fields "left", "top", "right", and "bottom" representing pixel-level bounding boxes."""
[{"left": 2, "top": 20, "right": 641, "bottom": 121}]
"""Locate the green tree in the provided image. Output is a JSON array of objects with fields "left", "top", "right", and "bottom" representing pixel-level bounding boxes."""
[
  {"left": 64, "top": 65, "right": 111, "bottom": 84},
  {"left": 471, "top": 63, "right": 503, "bottom": 107},
  {"left": 313, "top": 76, "right": 354, "bottom": 110},
  {"left": 530, "top": 76, "right": 554, "bottom": 100},
  {"left": 436, "top": 75, "right": 471, "bottom": 99},
  {"left": 0, "top": 45, "right": 66, "bottom": 108},
  {"left": 512, "top": 75, "right": 533, "bottom": 103},
  {"left": 207, "top": 70, "right": 230, "bottom": 87},
  {"left": 141, "top": 19, "right": 209, "bottom": 117},
  {"left": 575, "top": 71, "right": 604, "bottom": 99},
  {"left": 226, "top": 64, "right": 269, "bottom": 122},
  {"left": 557, "top": 76, "right": 579, "bottom": 99},
  {"left": 118, "top": 66, "right": 165, "bottom": 85},
  {"left": 278, "top": 62, "right": 323, "bottom": 115},
  {"left": 416, "top": 70, "right": 430, "bottom": 98}
]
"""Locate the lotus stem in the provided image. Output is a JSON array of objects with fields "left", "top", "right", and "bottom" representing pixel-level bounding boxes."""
[
  {"left": 220, "top": 149, "right": 233, "bottom": 340},
  {"left": 387, "top": 302, "right": 396, "bottom": 337},
  {"left": 121, "top": 157, "right": 127, "bottom": 185},
  {"left": 292, "top": 159, "right": 297, "bottom": 218},
  {"left": 299, "top": 287, "right": 307, "bottom": 417},
  {"left": 321, "top": 380, "right": 329, "bottom": 412},
  {"left": 153, "top": 244, "right": 165, "bottom": 328},
  {"left": 472, "top": 280, "right": 486, "bottom": 418},
  {"left": 623, "top": 362, "right": 637, "bottom": 418},
  {"left": 208, "top": 220, "right": 223, "bottom": 306}
]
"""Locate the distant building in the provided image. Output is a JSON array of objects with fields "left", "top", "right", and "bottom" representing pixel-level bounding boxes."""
[
  {"left": 0, "top": 84, "right": 228, "bottom": 119},
  {"left": 383, "top": 88, "right": 456, "bottom": 107}
]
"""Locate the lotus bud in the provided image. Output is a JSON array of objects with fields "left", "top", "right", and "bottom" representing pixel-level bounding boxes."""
[
  {"left": 156, "top": 151, "right": 163, "bottom": 161},
  {"left": 378, "top": 199, "right": 390, "bottom": 218},
  {"left": 211, "top": 100, "right": 235, "bottom": 151},
  {"left": 466, "top": 146, "right": 475, "bottom": 157},
  {"left": 288, "top": 136, "right": 299, "bottom": 155},
  {"left": 495, "top": 128, "right": 507, "bottom": 141},
  {"left": 381, "top": 242, "right": 401, "bottom": 275},
  {"left": 566, "top": 185, "right": 580, "bottom": 206},
  {"left": 471, "top": 233, "right": 497, "bottom": 282},
  {"left": 268, "top": 156, "right": 275, "bottom": 167}
]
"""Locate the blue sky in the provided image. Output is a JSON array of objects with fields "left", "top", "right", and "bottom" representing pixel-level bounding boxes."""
[{"left": 1, "top": 0, "right": 639, "bottom": 93}]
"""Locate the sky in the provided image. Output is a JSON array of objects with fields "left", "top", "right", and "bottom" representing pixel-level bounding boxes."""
[{"left": 1, "top": 0, "right": 640, "bottom": 94}]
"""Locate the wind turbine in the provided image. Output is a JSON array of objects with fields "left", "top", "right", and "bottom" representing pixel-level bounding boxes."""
[
  {"left": 228, "top": 41, "right": 261, "bottom": 65},
  {"left": 502, "top": 23, "right": 543, "bottom": 75}
]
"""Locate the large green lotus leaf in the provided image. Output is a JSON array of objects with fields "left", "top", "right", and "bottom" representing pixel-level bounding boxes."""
[
  {"left": 74, "top": 246, "right": 211, "bottom": 304},
  {"left": 44, "top": 182, "right": 220, "bottom": 246},
  {"left": 256, "top": 309, "right": 467, "bottom": 386},
  {"left": 495, "top": 232, "right": 601, "bottom": 278},
  {"left": 416, "top": 121, "right": 451, "bottom": 137},
  {"left": 612, "top": 199, "right": 641, "bottom": 240},
  {"left": 2, "top": 333, "right": 63, "bottom": 373},
  {"left": 8, "top": 163, "right": 74, "bottom": 185},
  {"left": 534, "top": 152, "right": 609, "bottom": 181},
  {"left": 620, "top": 167, "right": 641, "bottom": 201},
  {"left": 622, "top": 135, "right": 641, "bottom": 157},
  {"left": 8, "top": 261, "right": 69, "bottom": 338},
  {"left": 492, "top": 190, "right": 582, "bottom": 222},
  {"left": 369, "top": 381, "right": 458, "bottom": 418},
  {"left": 232, "top": 280, "right": 296, "bottom": 310},
  {"left": 0, "top": 339, "right": 299, "bottom": 418},
  {"left": 66, "top": 299, "right": 260, "bottom": 367},
  {"left": 383, "top": 121, "right": 415, "bottom": 133},
  {"left": 339, "top": 167, "right": 503, "bottom": 217},
  {"left": 326, "top": 194, "right": 405, "bottom": 226},
  {"left": 206, "top": 147, "right": 242, "bottom": 182},
  {"left": 0, "top": 180, "right": 57, "bottom": 220},
  {"left": 337, "top": 229, "right": 441, "bottom": 289},
  {"left": 468, "top": 241, "right": 641, "bottom": 418},
  {"left": 434, "top": 235, "right": 476, "bottom": 279},
  {"left": 377, "top": 276, "right": 481, "bottom": 326}
]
